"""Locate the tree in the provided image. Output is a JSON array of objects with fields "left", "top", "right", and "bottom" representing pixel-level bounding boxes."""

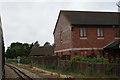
[
  {"left": 43, "top": 42, "right": 51, "bottom": 47},
  {"left": 30, "top": 43, "right": 34, "bottom": 49},
  {"left": 33, "top": 41, "right": 40, "bottom": 47},
  {"left": 117, "top": 1, "right": 120, "bottom": 8},
  {"left": 5, "top": 47, "right": 15, "bottom": 58},
  {"left": 117, "top": 1, "right": 120, "bottom": 12},
  {"left": 5, "top": 42, "right": 32, "bottom": 58}
]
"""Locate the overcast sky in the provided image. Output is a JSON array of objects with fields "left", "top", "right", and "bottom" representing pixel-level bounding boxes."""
[{"left": 0, "top": 0, "right": 119, "bottom": 49}]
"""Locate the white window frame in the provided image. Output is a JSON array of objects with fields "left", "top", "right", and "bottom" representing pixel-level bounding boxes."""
[
  {"left": 80, "top": 28, "right": 87, "bottom": 37},
  {"left": 83, "top": 28, "right": 86, "bottom": 37},
  {"left": 80, "top": 28, "right": 83, "bottom": 37},
  {"left": 97, "top": 28, "right": 103, "bottom": 37}
]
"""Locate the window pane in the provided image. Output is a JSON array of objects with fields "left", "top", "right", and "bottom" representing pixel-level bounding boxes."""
[
  {"left": 80, "top": 28, "right": 83, "bottom": 37},
  {"left": 97, "top": 28, "right": 100, "bottom": 37},
  {"left": 100, "top": 28, "right": 103, "bottom": 36},
  {"left": 80, "top": 28, "right": 86, "bottom": 37},
  {"left": 97, "top": 28, "right": 103, "bottom": 37},
  {"left": 83, "top": 28, "right": 86, "bottom": 36}
]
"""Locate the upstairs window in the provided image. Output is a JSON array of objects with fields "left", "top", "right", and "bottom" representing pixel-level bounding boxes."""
[
  {"left": 115, "top": 28, "right": 120, "bottom": 37},
  {"left": 80, "top": 28, "right": 86, "bottom": 37},
  {"left": 97, "top": 28, "right": 103, "bottom": 37}
]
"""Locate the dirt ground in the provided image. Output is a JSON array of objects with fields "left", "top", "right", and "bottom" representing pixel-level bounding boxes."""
[{"left": 18, "top": 63, "right": 72, "bottom": 78}]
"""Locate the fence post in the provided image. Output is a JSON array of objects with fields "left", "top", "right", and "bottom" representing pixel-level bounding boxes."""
[
  {"left": 30, "top": 57, "right": 33, "bottom": 68},
  {"left": 57, "top": 56, "right": 61, "bottom": 77}
]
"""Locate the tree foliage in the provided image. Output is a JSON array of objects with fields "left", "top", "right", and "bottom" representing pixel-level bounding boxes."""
[
  {"left": 5, "top": 42, "right": 33, "bottom": 58},
  {"left": 43, "top": 42, "right": 51, "bottom": 47},
  {"left": 117, "top": 1, "right": 120, "bottom": 8},
  {"left": 33, "top": 41, "right": 40, "bottom": 47}
]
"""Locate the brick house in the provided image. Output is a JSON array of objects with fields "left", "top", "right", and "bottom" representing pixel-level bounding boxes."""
[{"left": 53, "top": 10, "right": 120, "bottom": 60}]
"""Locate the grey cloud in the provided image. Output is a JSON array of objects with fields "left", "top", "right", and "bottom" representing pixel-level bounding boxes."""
[
  {"left": 0, "top": 0, "right": 117, "bottom": 2},
  {"left": 0, "top": 2, "right": 118, "bottom": 48}
]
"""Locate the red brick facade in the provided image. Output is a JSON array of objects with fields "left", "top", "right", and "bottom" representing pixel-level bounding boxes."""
[
  {"left": 54, "top": 13, "right": 72, "bottom": 51},
  {"left": 53, "top": 11, "right": 120, "bottom": 59}
]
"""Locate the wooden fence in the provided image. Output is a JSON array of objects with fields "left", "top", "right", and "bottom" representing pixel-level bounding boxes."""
[
  {"left": 73, "top": 61, "right": 120, "bottom": 76},
  {"left": 29, "top": 56, "right": 59, "bottom": 66},
  {"left": 26, "top": 56, "right": 120, "bottom": 76}
]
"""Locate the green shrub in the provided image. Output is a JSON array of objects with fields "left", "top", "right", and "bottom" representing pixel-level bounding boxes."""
[
  {"left": 20, "top": 58, "right": 31, "bottom": 64},
  {"left": 112, "top": 58, "right": 120, "bottom": 64},
  {"left": 47, "top": 65, "right": 56, "bottom": 69},
  {"left": 6, "top": 58, "right": 17, "bottom": 63},
  {"left": 70, "top": 56, "right": 108, "bottom": 63},
  {"left": 69, "top": 56, "right": 81, "bottom": 64},
  {"left": 106, "top": 65, "right": 113, "bottom": 75}
]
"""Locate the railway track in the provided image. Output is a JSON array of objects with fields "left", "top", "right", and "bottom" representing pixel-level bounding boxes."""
[{"left": 5, "top": 64, "right": 33, "bottom": 80}]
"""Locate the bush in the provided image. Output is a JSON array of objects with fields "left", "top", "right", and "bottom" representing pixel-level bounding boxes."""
[
  {"left": 106, "top": 65, "right": 113, "bottom": 75},
  {"left": 70, "top": 56, "right": 108, "bottom": 63},
  {"left": 94, "top": 57, "right": 108, "bottom": 63},
  {"left": 47, "top": 64, "right": 56, "bottom": 69},
  {"left": 112, "top": 58, "right": 120, "bottom": 64},
  {"left": 6, "top": 58, "right": 17, "bottom": 63},
  {"left": 20, "top": 58, "right": 31, "bottom": 64}
]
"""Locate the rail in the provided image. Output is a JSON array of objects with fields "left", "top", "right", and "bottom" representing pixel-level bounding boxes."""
[{"left": 5, "top": 64, "right": 33, "bottom": 80}]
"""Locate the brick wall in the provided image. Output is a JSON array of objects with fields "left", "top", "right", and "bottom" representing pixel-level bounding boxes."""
[
  {"left": 69, "top": 26, "right": 120, "bottom": 58},
  {"left": 72, "top": 26, "right": 117, "bottom": 48},
  {"left": 54, "top": 14, "right": 72, "bottom": 52}
]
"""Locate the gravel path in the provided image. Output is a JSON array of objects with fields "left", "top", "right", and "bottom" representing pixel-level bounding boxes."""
[
  {"left": 5, "top": 65, "right": 19, "bottom": 79},
  {"left": 19, "top": 64, "right": 72, "bottom": 78},
  {"left": 5, "top": 64, "right": 40, "bottom": 79}
]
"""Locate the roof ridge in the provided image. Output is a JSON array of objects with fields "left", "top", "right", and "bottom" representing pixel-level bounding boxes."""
[{"left": 60, "top": 10, "right": 119, "bottom": 13}]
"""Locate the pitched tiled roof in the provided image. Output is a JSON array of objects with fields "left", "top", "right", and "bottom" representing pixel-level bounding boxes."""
[
  {"left": 62, "top": 10, "right": 120, "bottom": 26},
  {"left": 53, "top": 10, "right": 120, "bottom": 34},
  {"left": 29, "top": 46, "right": 54, "bottom": 56}
]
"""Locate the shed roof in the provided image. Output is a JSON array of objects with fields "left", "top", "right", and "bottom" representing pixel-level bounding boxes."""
[
  {"left": 103, "top": 40, "right": 120, "bottom": 49},
  {"left": 29, "top": 46, "right": 54, "bottom": 56}
]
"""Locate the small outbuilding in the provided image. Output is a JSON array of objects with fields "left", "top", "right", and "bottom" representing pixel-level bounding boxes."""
[
  {"left": 29, "top": 46, "right": 54, "bottom": 56},
  {"left": 103, "top": 40, "right": 120, "bottom": 62}
]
